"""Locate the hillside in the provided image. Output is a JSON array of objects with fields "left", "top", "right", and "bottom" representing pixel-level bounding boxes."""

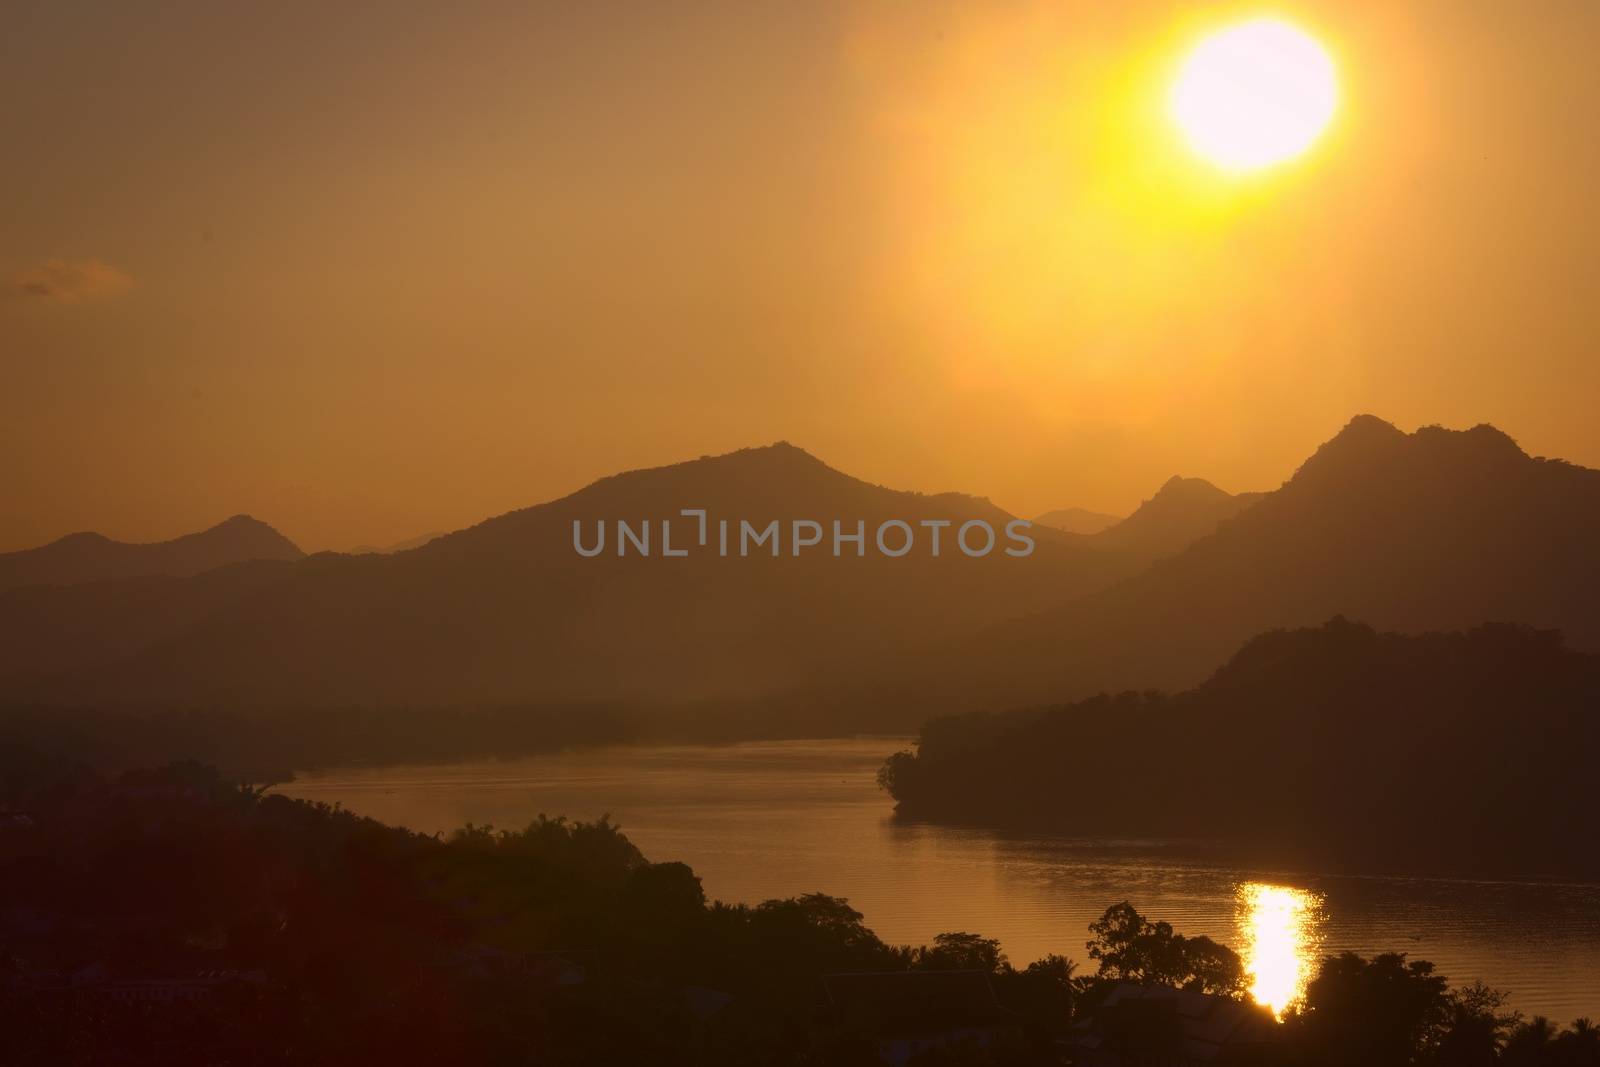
[
  {"left": 345, "top": 531, "right": 446, "bottom": 555},
  {"left": 880, "top": 618, "right": 1600, "bottom": 878},
  {"left": 1083, "top": 476, "right": 1262, "bottom": 563},
  {"left": 883, "top": 416, "right": 1600, "bottom": 714},
  {"left": 0, "top": 444, "right": 1134, "bottom": 713},
  {"left": 0, "top": 515, "right": 302, "bottom": 591},
  {"left": 6, "top": 418, "right": 1597, "bottom": 732}
]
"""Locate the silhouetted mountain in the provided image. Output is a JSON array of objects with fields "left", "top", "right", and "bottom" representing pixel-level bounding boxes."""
[
  {"left": 891, "top": 416, "right": 1600, "bottom": 713},
  {"left": 7, "top": 419, "right": 1598, "bottom": 731},
  {"left": 0, "top": 444, "right": 1134, "bottom": 711},
  {"left": 1037, "top": 478, "right": 1261, "bottom": 566},
  {"left": 0, "top": 516, "right": 302, "bottom": 592},
  {"left": 1033, "top": 506, "right": 1122, "bottom": 535},
  {"left": 345, "top": 530, "right": 447, "bottom": 555},
  {"left": 880, "top": 618, "right": 1600, "bottom": 878},
  {"left": 1083, "top": 476, "right": 1262, "bottom": 563}
]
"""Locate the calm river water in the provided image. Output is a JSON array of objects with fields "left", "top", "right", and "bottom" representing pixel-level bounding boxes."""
[{"left": 277, "top": 737, "right": 1600, "bottom": 1021}]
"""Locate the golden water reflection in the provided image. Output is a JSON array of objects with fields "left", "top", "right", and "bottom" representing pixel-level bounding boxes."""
[{"left": 1236, "top": 882, "right": 1326, "bottom": 1016}]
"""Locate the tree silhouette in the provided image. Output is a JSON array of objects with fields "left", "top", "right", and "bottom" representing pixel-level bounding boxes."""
[
  {"left": 916, "top": 932, "right": 1010, "bottom": 974},
  {"left": 1085, "top": 901, "right": 1248, "bottom": 997},
  {"left": 1285, "top": 951, "right": 1450, "bottom": 1066}
]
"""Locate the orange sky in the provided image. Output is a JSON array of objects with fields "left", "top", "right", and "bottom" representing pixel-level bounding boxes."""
[{"left": 4, "top": 1, "right": 1599, "bottom": 552}]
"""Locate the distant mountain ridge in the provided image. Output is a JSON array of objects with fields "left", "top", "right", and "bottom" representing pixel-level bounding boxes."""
[
  {"left": 0, "top": 443, "right": 1138, "bottom": 709},
  {"left": 346, "top": 531, "right": 446, "bottom": 555},
  {"left": 885, "top": 415, "right": 1600, "bottom": 714},
  {"left": 1080, "top": 475, "right": 1262, "bottom": 564},
  {"left": 1033, "top": 507, "right": 1122, "bottom": 535},
  {"left": 881, "top": 617, "right": 1600, "bottom": 878},
  {"left": 0, "top": 516, "right": 303, "bottom": 592},
  {"left": 3, "top": 417, "right": 1596, "bottom": 729}
]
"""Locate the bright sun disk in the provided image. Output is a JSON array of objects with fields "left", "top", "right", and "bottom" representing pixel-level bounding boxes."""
[{"left": 1171, "top": 18, "right": 1338, "bottom": 173}]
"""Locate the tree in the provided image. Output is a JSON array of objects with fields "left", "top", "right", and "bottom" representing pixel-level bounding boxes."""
[
  {"left": 994, "top": 955, "right": 1077, "bottom": 1027},
  {"left": 737, "top": 893, "right": 894, "bottom": 973},
  {"left": 1496, "top": 1015, "right": 1600, "bottom": 1067},
  {"left": 618, "top": 861, "right": 706, "bottom": 948},
  {"left": 876, "top": 750, "right": 920, "bottom": 799},
  {"left": 1085, "top": 902, "right": 1248, "bottom": 997},
  {"left": 1502, "top": 1016, "right": 1558, "bottom": 1066},
  {"left": 1433, "top": 981, "right": 1519, "bottom": 1066},
  {"left": 1284, "top": 952, "right": 1449, "bottom": 1066},
  {"left": 917, "top": 932, "right": 1009, "bottom": 974}
]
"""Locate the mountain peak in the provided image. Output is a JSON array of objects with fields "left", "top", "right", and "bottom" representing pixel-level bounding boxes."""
[
  {"left": 1086, "top": 474, "right": 1257, "bottom": 564},
  {"left": 1415, "top": 421, "right": 1527, "bottom": 462},
  {"left": 209, "top": 514, "right": 276, "bottom": 534},
  {"left": 1151, "top": 475, "right": 1232, "bottom": 503},
  {"left": 193, "top": 515, "right": 303, "bottom": 556},
  {"left": 54, "top": 530, "right": 113, "bottom": 547},
  {"left": 0, "top": 515, "right": 302, "bottom": 592},
  {"left": 591, "top": 441, "right": 849, "bottom": 497},
  {"left": 443, "top": 438, "right": 1017, "bottom": 558},
  {"left": 1290, "top": 416, "right": 1529, "bottom": 492},
  {"left": 1288, "top": 415, "right": 1407, "bottom": 485},
  {"left": 718, "top": 440, "right": 831, "bottom": 468},
  {"left": 1340, "top": 412, "right": 1406, "bottom": 439}
]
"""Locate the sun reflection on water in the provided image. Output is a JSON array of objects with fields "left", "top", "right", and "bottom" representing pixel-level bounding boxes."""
[{"left": 1236, "top": 882, "right": 1326, "bottom": 1016}]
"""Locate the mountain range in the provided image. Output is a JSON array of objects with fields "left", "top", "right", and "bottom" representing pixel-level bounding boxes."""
[
  {"left": 1064, "top": 475, "right": 1262, "bottom": 565},
  {"left": 885, "top": 415, "right": 1600, "bottom": 715},
  {"left": 1, "top": 416, "right": 1595, "bottom": 726},
  {"left": 881, "top": 617, "right": 1600, "bottom": 878},
  {"left": 345, "top": 531, "right": 447, "bottom": 555},
  {"left": 0, "top": 515, "right": 302, "bottom": 592},
  {"left": 0, "top": 444, "right": 1130, "bottom": 709},
  {"left": 1032, "top": 507, "right": 1122, "bottom": 535}
]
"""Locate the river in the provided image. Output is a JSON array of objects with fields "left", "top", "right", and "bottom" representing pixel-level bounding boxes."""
[{"left": 276, "top": 737, "right": 1600, "bottom": 1020}]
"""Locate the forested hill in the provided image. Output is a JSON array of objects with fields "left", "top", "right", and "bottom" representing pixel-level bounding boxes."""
[
  {"left": 879, "top": 618, "right": 1600, "bottom": 879},
  {"left": 875, "top": 416, "right": 1600, "bottom": 716}
]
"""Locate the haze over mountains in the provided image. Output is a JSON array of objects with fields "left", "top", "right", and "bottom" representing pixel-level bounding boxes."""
[
  {"left": 892, "top": 415, "right": 1600, "bottom": 714},
  {"left": 1034, "top": 478, "right": 1260, "bottom": 562},
  {"left": 0, "top": 515, "right": 302, "bottom": 592},
  {"left": 1070, "top": 476, "right": 1262, "bottom": 565},
  {"left": 1, "top": 416, "right": 1595, "bottom": 728},
  {"left": 882, "top": 617, "right": 1600, "bottom": 878},
  {"left": 0, "top": 444, "right": 1133, "bottom": 709},
  {"left": 346, "top": 531, "right": 447, "bottom": 556},
  {"left": 1033, "top": 507, "right": 1122, "bottom": 535}
]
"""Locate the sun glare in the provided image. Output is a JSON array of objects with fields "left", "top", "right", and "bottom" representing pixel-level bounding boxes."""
[
  {"left": 1237, "top": 882, "right": 1325, "bottom": 1016},
  {"left": 1171, "top": 18, "right": 1338, "bottom": 173}
]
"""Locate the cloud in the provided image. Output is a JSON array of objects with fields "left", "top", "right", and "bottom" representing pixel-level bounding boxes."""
[{"left": 6, "top": 259, "right": 134, "bottom": 303}]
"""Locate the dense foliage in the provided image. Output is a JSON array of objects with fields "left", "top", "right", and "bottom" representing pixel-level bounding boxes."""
[
  {"left": 880, "top": 619, "right": 1600, "bottom": 878},
  {"left": 2, "top": 761, "right": 1593, "bottom": 1065},
  {"left": 0, "top": 762, "right": 1072, "bottom": 1065},
  {"left": 1084, "top": 901, "right": 1247, "bottom": 997}
]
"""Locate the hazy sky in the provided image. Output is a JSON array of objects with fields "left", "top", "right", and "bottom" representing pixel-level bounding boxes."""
[{"left": 4, "top": 1, "right": 1598, "bottom": 551}]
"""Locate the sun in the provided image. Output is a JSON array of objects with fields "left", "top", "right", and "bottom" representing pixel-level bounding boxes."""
[{"left": 1170, "top": 18, "right": 1338, "bottom": 173}]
